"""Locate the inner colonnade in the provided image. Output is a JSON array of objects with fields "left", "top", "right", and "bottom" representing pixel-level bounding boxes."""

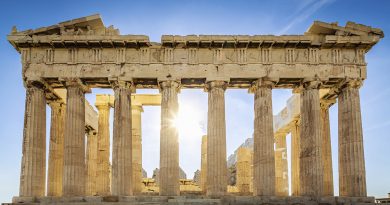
[{"left": 7, "top": 14, "right": 383, "bottom": 204}]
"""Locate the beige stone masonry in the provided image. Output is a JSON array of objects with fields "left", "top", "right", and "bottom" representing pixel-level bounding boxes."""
[
  {"left": 86, "top": 128, "right": 98, "bottom": 196},
  {"left": 130, "top": 95, "right": 161, "bottom": 194},
  {"left": 236, "top": 147, "right": 253, "bottom": 193},
  {"left": 159, "top": 81, "right": 180, "bottom": 196},
  {"left": 19, "top": 81, "right": 47, "bottom": 197},
  {"left": 7, "top": 15, "right": 384, "bottom": 202},
  {"left": 95, "top": 95, "right": 113, "bottom": 195},
  {"left": 321, "top": 100, "right": 335, "bottom": 196},
  {"left": 338, "top": 80, "right": 367, "bottom": 197},
  {"left": 47, "top": 101, "right": 65, "bottom": 196},
  {"left": 206, "top": 81, "right": 227, "bottom": 197},
  {"left": 251, "top": 79, "right": 275, "bottom": 196},
  {"left": 200, "top": 135, "right": 207, "bottom": 193},
  {"left": 95, "top": 94, "right": 161, "bottom": 195},
  {"left": 132, "top": 105, "right": 143, "bottom": 194},
  {"left": 299, "top": 80, "right": 324, "bottom": 197},
  {"left": 112, "top": 81, "right": 134, "bottom": 196},
  {"left": 62, "top": 78, "right": 89, "bottom": 196},
  {"left": 275, "top": 133, "right": 289, "bottom": 196},
  {"left": 291, "top": 120, "right": 300, "bottom": 196}
]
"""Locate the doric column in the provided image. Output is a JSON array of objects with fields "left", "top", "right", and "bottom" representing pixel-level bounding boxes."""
[
  {"left": 112, "top": 81, "right": 134, "bottom": 196},
  {"left": 47, "top": 101, "right": 65, "bottom": 196},
  {"left": 299, "top": 80, "right": 324, "bottom": 197},
  {"left": 251, "top": 79, "right": 275, "bottom": 196},
  {"left": 291, "top": 119, "right": 300, "bottom": 196},
  {"left": 95, "top": 98, "right": 111, "bottom": 195},
  {"left": 206, "top": 81, "right": 227, "bottom": 197},
  {"left": 200, "top": 135, "right": 207, "bottom": 193},
  {"left": 321, "top": 100, "right": 335, "bottom": 196},
  {"left": 275, "top": 133, "right": 289, "bottom": 196},
  {"left": 338, "top": 80, "right": 367, "bottom": 197},
  {"left": 62, "top": 78, "right": 89, "bottom": 196},
  {"left": 159, "top": 81, "right": 180, "bottom": 196},
  {"left": 236, "top": 147, "right": 253, "bottom": 193},
  {"left": 19, "top": 81, "right": 47, "bottom": 197},
  {"left": 86, "top": 128, "right": 98, "bottom": 196},
  {"left": 132, "top": 105, "right": 143, "bottom": 194}
]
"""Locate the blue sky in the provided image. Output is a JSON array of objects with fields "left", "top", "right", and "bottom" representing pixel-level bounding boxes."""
[{"left": 0, "top": 0, "right": 389, "bottom": 202}]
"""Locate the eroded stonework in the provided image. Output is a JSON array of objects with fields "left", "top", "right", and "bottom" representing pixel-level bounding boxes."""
[{"left": 5, "top": 14, "right": 384, "bottom": 205}]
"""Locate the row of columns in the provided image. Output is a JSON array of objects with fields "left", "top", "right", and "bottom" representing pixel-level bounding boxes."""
[{"left": 19, "top": 78, "right": 367, "bottom": 198}]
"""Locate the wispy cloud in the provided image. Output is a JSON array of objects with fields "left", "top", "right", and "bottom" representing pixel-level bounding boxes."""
[
  {"left": 362, "top": 86, "right": 390, "bottom": 106},
  {"left": 278, "top": 0, "right": 335, "bottom": 35},
  {"left": 365, "top": 120, "right": 390, "bottom": 132}
]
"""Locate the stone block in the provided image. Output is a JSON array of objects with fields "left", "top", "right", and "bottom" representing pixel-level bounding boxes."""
[{"left": 102, "top": 195, "right": 119, "bottom": 202}]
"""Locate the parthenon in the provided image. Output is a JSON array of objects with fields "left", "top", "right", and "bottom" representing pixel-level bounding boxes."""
[{"left": 5, "top": 14, "right": 384, "bottom": 205}]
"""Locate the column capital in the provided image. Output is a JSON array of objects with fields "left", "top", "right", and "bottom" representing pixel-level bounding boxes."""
[
  {"left": 25, "top": 79, "right": 46, "bottom": 90},
  {"left": 131, "top": 105, "right": 144, "bottom": 113},
  {"left": 158, "top": 80, "right": 180, "bottom": 91},
  {"left": 60, "top": 78, "right": 91, "bottom": 93},
  {"left": 111, "top": 80, "right": 135, "bottom": 92},
  {"left": 249, "top": 78, "right": 276, "bottom": 93},
  {"left": 332, "top": 78, "right": 364, "bottom": 94},
  {"left": 95, "top": 94, "right": 114, "bottom": 109},
  {"left": 302, "top": 79, "right": 322, "bottom": 90},
  {"left": 320, "top": 99, "right": 336, "bottom": 109},
  {"left": 48, "top": 100, "right": 65, "bottom": 108},
  {"left": 204, "top": 80, "right": 227, "bottom": 92},
  {"left": 343, "top": 79, "right": 363, "bottom": 90}
]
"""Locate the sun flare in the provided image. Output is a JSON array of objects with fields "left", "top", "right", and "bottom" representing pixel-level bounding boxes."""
[{"left": 172, "top": 103, "right": 204, "bottom": 138}]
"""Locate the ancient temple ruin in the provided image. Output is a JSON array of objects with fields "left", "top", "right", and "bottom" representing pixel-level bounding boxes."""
[{"left": 5, "top": 14, "right": 384, "bottom": 204}]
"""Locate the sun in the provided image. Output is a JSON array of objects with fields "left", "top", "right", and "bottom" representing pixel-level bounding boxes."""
[{"left": 172, "top": 103, "right": 203, "bottom": 138}]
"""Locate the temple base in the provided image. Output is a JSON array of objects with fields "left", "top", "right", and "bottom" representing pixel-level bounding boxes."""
[{"left": 5, "top": 196, "right": 376, "bottom": 205}]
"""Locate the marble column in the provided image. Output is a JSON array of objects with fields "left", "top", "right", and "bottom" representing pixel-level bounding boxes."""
[
  {"left": 62, "top": 79, "right": 88, "bottom": 196},
  {"left": 338, "top": 80, "right": 367, "bottom": 197},
  {"left": 291, "top": 119, "right": 300, "bottom": 196},
  {"left": 275, "top": 133, "right": 289, "bottom": 196},
  {"left": 321, "top": 100, "right": 334, "bottom": 196},
  {"left": 200, "top": 135, "right": 207, "bottom": 193},
  {"left": 132, "top": 105, "right": 143, "bottom": 194},
  {"left": 206, "top": 81, "right": 227, "bottom": 196},
  {"left": 236, "top": 147, "right": 253, "bottom": 193},
  {"left": 19, "top": 81, "right": 46, "bottom": 197},
  {"left": 47, "top": 101, "right": 65, "bottom": 196},
  {"left": 112, "top": 81, "right": 133, "bottom": 196},
  {"left": 299, "top": 80, "right": 324, "bottom": 197},
  {"left": 86, "top": 129, "right": 98, "bottom": 196},
  {"left": 96, "top": 103, "right": 111, "bottom": 195},
  {"left": 251, "top": 79, "right": 275, "bottom": 196},
  {"left": 159, "top": 81, "right": 180, "bottom": 196}
]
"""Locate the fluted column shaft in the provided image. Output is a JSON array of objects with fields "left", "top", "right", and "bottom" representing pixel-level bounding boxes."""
[
  {"left": 236, "top": 147, "right": 253, "bottom": 193},
  {"left": 19, "top": 82, "right": 46, "bottom": 197},
  {"left": 275, "top": 133, "right": 289, "bottom": 196},
  {"left": 251, "top": 79, "right": 275, "bottom": 196},
  {"left": 132, "top": 105, "right": 143, "bottom": 194},
  {"left": 299, "top": 81, "right": 324, "bottom": 197},
  {"left": 291, "top": 120, "right": 300, "bottom": 196},
  {"left": 112, "top": 81, "right": 133, "bottom": 196},
  {"left": 96, "top": 104, "right": 111, "bottom": 195},
  {"left": 86, "top": 129, "right": 98, "bottom": 196},
  {"left": 47, "top": 102, "right": 65, "bottom": 196},
  {"left": 206, "top": 81, "right": 227, "bottom": 196},
  {"left": 338, "top": 81, "right": 366, "bottom": 197},
  {"left": 200, "top": 135, "right": 207, "bottom": 193},
  {"left": 159, "top": 81, "right": 180, "bottom": 196},
  {"left": 321, "top": 101, "right": 334, "bottom": 196},
  {"left": 63, "top": 80, "right": 87, "bottom": 196}
]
